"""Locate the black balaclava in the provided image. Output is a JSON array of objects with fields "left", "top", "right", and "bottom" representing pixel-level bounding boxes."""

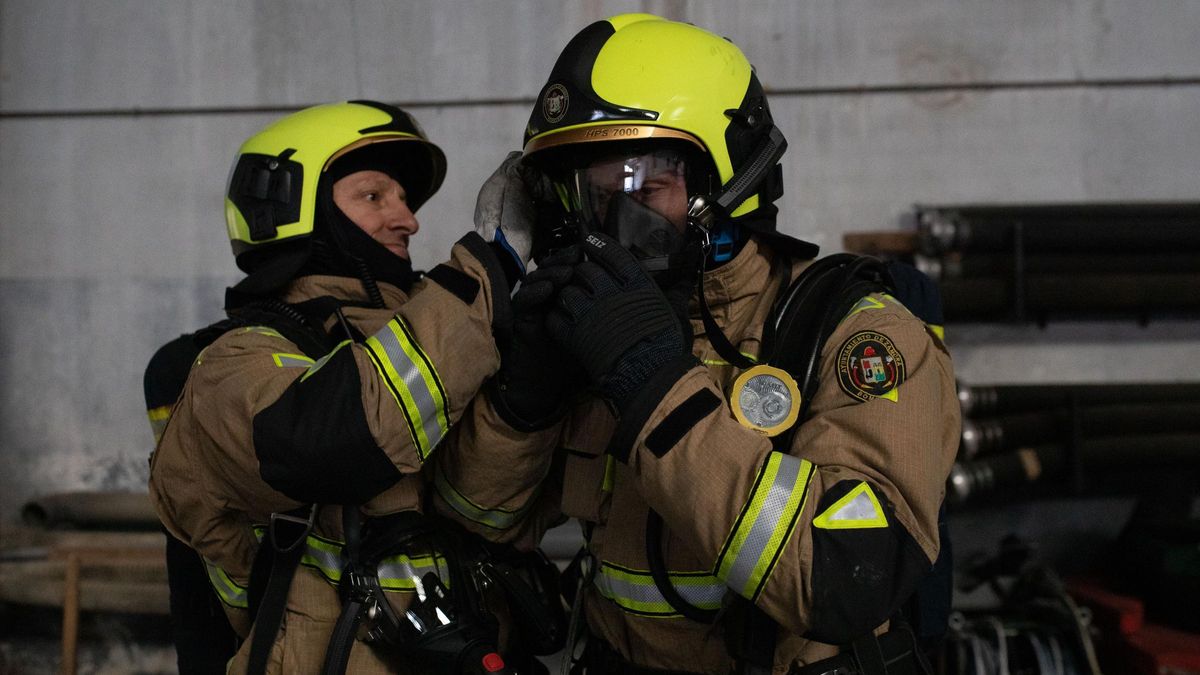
[{"left": 300, "top": 143, "right": 421, "bottom": 302}]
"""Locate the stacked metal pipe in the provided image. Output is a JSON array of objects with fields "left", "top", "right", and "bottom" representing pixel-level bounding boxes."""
[
  {"left": 912, "top": 203, "right": 1200, "bottom": 322},
  {"left": 948, "top": 383, "right": 1200, "bottom": 505}
]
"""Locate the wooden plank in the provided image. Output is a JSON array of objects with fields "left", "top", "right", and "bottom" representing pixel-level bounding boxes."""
[{"left": 60, "top": 553, "right": 80, "bottom": 675}]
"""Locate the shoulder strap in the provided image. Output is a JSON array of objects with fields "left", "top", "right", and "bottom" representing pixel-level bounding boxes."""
[
  {"left": 232, "top": 299, "right": 349, "bottom": 674},
  {"left": 226, "top": 297, "right": 343, "bottom": 358},
  {"left": 763, "top": 254, "right": 892, "bottom": 432},
  {"left": 246, "top": 505, "right": 319, "bottom": 675}
]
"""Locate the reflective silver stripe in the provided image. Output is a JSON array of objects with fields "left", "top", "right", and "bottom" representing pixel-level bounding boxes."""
[
  {"left": 433, "top": 464, "right": 530, "bottom": 531},
  {"left": 253, "top": 527, "right": 446, "bottom": 593},
  {"left": 377, "top": 553, "right": 450, "bottom": 590},
  {"left": 716, "top": 453, "right": 813, "bottom": 600},
  {"left": 365, "top": 318, "right": 449, "bottom": 460},
  {"left": 272, "top": 353, "right": 314, "bottom": 368},
  {"left": 203, "top": 558, "right": 248, "bottom": 609},
  {"left": 300, "top": 536, "right": 345, "bottom": 584},
  {"left": 593, "top": 562, "right": 725, "bottom": 617},
  {"left": 375, "top": 322, "right": 444, "bottom": 449},
  {"left": 299, "top": 342, "right": 350, "bottom": 382}
]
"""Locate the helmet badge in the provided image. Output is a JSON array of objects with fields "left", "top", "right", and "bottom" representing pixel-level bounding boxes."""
[{"left": 542, "top": 84, "right": 569, "bottom": 123}]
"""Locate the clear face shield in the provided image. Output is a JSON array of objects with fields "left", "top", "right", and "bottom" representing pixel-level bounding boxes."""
[{"left": 565, "top": 148, "right": 693, "bottom": 272}]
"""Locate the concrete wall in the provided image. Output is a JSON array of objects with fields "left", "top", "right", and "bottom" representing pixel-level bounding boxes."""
[{"left": 2, "top": 0, "right": 1199, "bottom": 532}]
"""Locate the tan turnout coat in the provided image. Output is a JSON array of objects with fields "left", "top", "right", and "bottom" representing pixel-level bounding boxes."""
[
  {"left": 434, "top": 236, "right": 961, "bottom": 673},
  {"left": 150, "top": 235, "right": 505, "bottom": 673}
]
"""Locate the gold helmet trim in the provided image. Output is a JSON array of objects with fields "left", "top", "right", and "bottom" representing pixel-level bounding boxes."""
[{"left": 524, "top": 124, "right": 706, "bottom": 156}]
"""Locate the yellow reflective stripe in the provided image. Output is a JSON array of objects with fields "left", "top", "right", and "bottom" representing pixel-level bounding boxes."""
[
  {"left": 813, "top": 482, "right": 888, "bottom": 530},
  {"left": 701, "top": 351, "right": 758, "bottom": 368},
  {"left": 845, "top": 295, "right": 888, "bottom": 320},
  {"left": 593, "top": 561, "right": 725, "bottom": 618},
  {"left": 272, "top": 353, "right": 315, "bottom": 368},
  {"left": 203, "top": 558, "right": 248, "bottom": 609},
  {"left": 250, "top": 526, "right": 448, "bottom": 592},
  {"left": 363, "top": 316, "right": 449, "bottom": 461},
  {"left": 299, "top": 340, "right": 351, "bottom": 382},
  {"left": 377, "top": 551, "right": 450, "bottom": 591},
  {"left": 715, "top": 453, "right": 814, "bottom": 601},
  {"left": 602, "top": 455, "right": 616, "bottom": 493},
  {"left": 433, "top": 463, "right": 532, "bottom": 531},
  {"left": 929, "top": 324, "right": 945, "bottom": 340},
  {"left": 147, "top": 406, "right": 171, "bottom": 443}
]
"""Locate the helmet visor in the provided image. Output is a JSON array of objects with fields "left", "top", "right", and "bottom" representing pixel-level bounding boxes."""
[{"left": 567, "top": 149, "right": 691, "bottom": 265}]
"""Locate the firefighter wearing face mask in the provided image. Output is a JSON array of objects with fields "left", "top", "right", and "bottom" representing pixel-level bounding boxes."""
[
  {"left": 441, "top": 15, "right": 960, "bottom": 674},
  {"left": 148, "top": 101, "right": 529, "bottom": 674}
]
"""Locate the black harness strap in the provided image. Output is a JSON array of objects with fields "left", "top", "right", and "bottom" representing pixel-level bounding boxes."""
[
  {"left": 246, "top": 505, "right": 317, "bottom": 675},
  {"left": 320, "top": 507, "right": 367, "bottom": 675},
  {"left": 236, "top": 297, "right": 345, "bottom": 675},
  {"left": 320, "top": 598, "right": 365, "bottom": 675}
]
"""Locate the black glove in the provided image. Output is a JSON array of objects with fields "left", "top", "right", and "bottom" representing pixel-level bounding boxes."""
[
  {"left": 546, "top": 233, "right": 694, "bottom": 414},
  {"left": 489, "top": 247, "right": 584, "bottom": 431}
]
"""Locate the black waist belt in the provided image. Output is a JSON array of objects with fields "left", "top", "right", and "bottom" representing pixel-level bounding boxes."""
[{"left": 578, "top": 637, "right": 706, "bottom": 675}]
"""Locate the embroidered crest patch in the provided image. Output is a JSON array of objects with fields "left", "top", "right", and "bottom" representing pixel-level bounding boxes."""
[{"left": 836, "top": 331, "right": 905, "bottom": 402}]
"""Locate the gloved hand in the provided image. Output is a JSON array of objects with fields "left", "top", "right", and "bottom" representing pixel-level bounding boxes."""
[
  {"left": 546, "top": 233, "right": 694, "bottom": 414},
  {"left": 474, "top": 151, "right": 554, "bottom": 277},
  {"left": 489, "top": 247, "right": 585, "bottom": 431}
]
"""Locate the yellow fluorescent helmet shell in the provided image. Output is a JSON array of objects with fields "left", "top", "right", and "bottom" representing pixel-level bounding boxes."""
[
  {"left": 591, "top": 15, "right": 757, "bottom": 214},
  {"left": 591, "top": 15, "right": 752, "bottom": 183},
  {"left": 224, "top": 102, "right": 431, "bottom": 248}
]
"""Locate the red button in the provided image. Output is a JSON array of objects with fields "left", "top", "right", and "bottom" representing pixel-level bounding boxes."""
[{"left": 482, "top": 652, "right": 505, "bottom": 672}]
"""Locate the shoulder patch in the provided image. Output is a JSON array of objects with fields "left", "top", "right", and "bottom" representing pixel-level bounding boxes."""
[{"left": 836, "top": 331, "right": 905, "bottom": 403}]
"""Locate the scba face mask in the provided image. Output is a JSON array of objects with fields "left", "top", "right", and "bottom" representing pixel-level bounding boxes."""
[{"left": 567, "top": 149, "right": 692, "bottom": 272}]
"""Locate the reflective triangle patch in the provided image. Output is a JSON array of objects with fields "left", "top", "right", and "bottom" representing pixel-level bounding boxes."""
[
  {"left": 813, "top": 482, "right": 888, "bottom": 530},
  {"left": 845, "top": 295, "right": 887, "bottom": 320}
]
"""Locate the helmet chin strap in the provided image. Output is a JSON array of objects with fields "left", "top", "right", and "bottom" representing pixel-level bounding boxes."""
[
  {"left": 686, "top": 123, "right": 787, "bottom": 369},
  {"left": 686, "top": 125, "right": 787, "bottom": 234},
  {"left": 693, "top": 228, "right": 757, "bottom": 370},
  {"left": 686, "top": 125, "right": 787, "bottom": 371}
]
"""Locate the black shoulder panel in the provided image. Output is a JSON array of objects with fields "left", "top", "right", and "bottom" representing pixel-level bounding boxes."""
[
  {"left": 253, "top": 345, "right": 401, "bottom": 505},
  {"left": 806, "top": 480, "right": 931, "bottom": 645},
  {"left": 425, "top": 263, "right": 481, "bottom": 306}
]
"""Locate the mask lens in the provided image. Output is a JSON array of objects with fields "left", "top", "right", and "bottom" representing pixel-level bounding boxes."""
[{"left": 569, "top": 149, "right": 690, "bottom": 250}]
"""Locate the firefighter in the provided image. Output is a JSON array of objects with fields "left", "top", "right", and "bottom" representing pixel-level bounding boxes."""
[
  {"left": 437, "top": 14, "right": 960, "bottom": 674},
  {"left": 149, "top": 100, "right": 525, "bottom": 674}
]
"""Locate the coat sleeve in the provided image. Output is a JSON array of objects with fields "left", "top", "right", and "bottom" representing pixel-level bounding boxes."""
[
  {"left": 154, "top": 233, "right": 509, "bottom": 517},
  {"left": 612, "top": 296, "right": 960, "bottom": 641},
  {"left": 428, "top": 389, "right": 567, "bottom": 549}
]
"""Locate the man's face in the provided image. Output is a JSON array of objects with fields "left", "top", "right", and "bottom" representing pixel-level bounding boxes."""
[
  {"left": 581, "top": 153, "right": 689, "bottom": 232},
  {"left": 332, "top": 170, "right": 419, "bottom": 260}
]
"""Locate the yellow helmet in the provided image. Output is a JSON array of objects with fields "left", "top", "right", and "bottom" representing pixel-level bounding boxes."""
[
  {"left": 225, "top": 100, "right": 445, "bottom": 272},
  {"left": 523, "top": 14, "right": 785, "bottom": 222}
]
